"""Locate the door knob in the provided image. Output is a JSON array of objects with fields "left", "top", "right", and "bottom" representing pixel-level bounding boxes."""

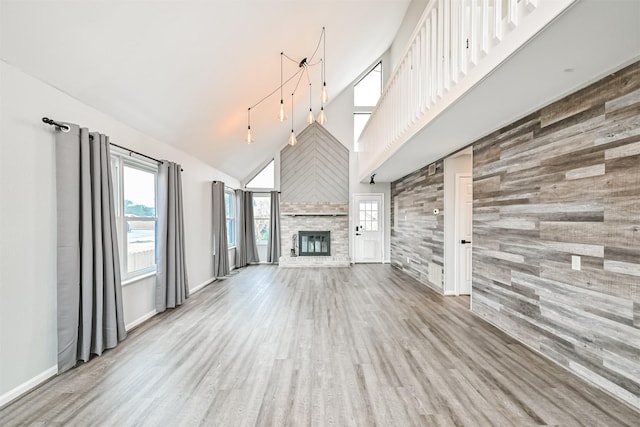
[{"left": 461, "top": 239, "right": 472, "bottom": 244}]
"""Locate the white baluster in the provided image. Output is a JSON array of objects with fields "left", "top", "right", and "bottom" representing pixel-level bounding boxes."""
[
  {"left": 508, "top": 0, "right": 517, "bottom": 28},
  {"left": 451, "top": 0, "right": 460, "bottom": 83},
  {"left": 443, "top": 0, "right": 451, "bottom": 91},
  {"left": 481, "top": 0, "right": 490, "bottom": 55},
  {"left": 494, "top": 0, "right": 502, "bottom": 42},
  {"left": 470, "top": 0, "right": 478, "bottom": 66},
  {"left": 430, "top": 8, "right": 438, "bottom": 103}
]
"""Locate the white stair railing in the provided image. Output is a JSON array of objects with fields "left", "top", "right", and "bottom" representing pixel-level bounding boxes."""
[{"left": 358, "top": 0, "right": 574, "bottom": 181}]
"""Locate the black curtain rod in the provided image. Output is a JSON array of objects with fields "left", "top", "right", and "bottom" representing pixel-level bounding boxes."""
[
  {"left": 109, "top": 142, "right": 162, "bottom": 165},
  {"left": 42, "top": 117, "right": 183, "bottom": 171}
]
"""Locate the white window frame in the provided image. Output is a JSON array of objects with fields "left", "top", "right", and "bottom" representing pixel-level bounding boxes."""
[
  {"left": 354, "top": 61, "right": 383, "bottom": 152},
  {"left": 225, "top": 188, "right": 236, "bottom": 248},
  {"left": 111, "top": 151, "right": 158, "bottom": 282}
]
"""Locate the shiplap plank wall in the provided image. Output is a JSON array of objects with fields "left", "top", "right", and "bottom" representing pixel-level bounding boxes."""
[
  {"left": 390, "top": 161, "right": 445, "bottom": 290},
  {"left": 391, "top": 61, "right": 640, "bottom": 410},
  {"left": 281, "top": 123, "right": 349, "bottom": 203},
  {"left": 472, "top": 62, "right": 640, "bottom": 410}
]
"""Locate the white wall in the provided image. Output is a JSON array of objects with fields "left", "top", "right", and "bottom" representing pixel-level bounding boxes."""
[
  {"left": 389, "top": 0, "right": 430, "bottom": 72},
  {"left": 0, "top": 60, "right": 240, "bottom": 405},
  {"left": 324, "top": 61, "right": 392, "bottom": 263}
]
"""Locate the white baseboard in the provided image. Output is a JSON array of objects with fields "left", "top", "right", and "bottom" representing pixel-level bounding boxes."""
[
  {"left": 1, "top": 276, "right": 218, "bottom": 409},
  {"left": 0, "top": 365, "right": 57, "bottom": 409},
  {"left": 190, "top": 277, "right": 216, "bottom": 294},
  {"left": 125, "top": 277, "right": 216, "bottom": 330},
  {"left": 125, "top": 310, "right": 157, "bottom": 331}
]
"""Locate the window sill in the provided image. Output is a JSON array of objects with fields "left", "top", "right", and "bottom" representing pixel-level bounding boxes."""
[{"left": 122, "top": 271, "right": 156, "bottom": 287}]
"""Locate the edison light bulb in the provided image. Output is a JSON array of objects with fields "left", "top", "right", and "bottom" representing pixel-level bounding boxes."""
[{"left": 278, "top": 100, "right": 287, "bottom": 122}]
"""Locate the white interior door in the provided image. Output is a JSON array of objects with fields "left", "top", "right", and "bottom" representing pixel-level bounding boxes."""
[
  {"left": 353, "top": 194, "right": 383, "bottom": 263},
  {"left": 455, "top": 175, "right": 473, "bottom": 295}
]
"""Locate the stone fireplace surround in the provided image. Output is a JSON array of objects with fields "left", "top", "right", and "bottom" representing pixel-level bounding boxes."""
[{"left": 279, "top": 201, "right": 350, "bottom": 267}]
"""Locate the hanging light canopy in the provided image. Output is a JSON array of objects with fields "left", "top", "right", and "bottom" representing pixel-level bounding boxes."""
[{"left": 244, "top": 27, "right": 328, "bottom": 145}]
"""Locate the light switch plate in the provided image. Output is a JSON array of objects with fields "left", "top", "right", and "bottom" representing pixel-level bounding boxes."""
[{"left": 572, "top": 255, "right": 581, "bottom": 271}]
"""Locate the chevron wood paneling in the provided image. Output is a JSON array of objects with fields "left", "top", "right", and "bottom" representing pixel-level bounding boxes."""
[{"left": 280, "top": 123, "right": 349, "bottom": 203}]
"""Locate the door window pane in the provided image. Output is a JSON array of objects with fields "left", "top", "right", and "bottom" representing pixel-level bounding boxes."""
[{"left": 359, "top": 200, "right": 379, "bottom": 231}]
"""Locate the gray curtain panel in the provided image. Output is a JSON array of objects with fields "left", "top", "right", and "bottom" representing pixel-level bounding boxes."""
[
  {"left": 156, "top": 161, "right": 189, "bottom": 312},
  {"left": 212, "top": 181, "right": 229, "bottom": 277},
  {"left": 55, "top": 123, "right": 126, "bottom": 374},
  {"left": 235, "top": 190, "right": 259, "bottom": 268},
  {"left": 267, "top": 191, "right": 281, "bottom": 263}
]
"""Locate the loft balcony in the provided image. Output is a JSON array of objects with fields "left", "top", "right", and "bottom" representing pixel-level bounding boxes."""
[{"left": 357, "top": 0, "right": 639, "bottom": 182}]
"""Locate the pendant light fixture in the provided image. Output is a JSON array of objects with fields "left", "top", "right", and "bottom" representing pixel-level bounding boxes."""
[
  {"left": 288, "top": 92, "right": 297, "bottom": 146},
  {"left": 306, "top": 83, "right": 315, "bottom": 124},
  {"left": 318, "top": 106, "right": 327, "bottom": 125},
  {"left": 320, "top": 28, "right": 329, "bottom": 103},
  {"left": 278, "top": 52, "right": 287, "bottom": 122},
  {"left": 245, "top": 28, "right": 328, "bottom": 145},
  {"left": 245, "top": 108, "right": 254, "bottom": 144}
]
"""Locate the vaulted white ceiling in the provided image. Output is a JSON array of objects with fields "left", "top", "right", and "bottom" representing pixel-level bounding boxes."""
[{"left": 1, "top": 0, "right": 411, "bottom": 181}]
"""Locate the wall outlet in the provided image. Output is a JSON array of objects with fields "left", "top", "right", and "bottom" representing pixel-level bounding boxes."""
[{"left": 572, "top": 255, "right": 581, "bottom": 271}]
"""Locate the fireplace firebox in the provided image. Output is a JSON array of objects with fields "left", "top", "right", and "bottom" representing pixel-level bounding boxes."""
[{"left": 298, "top": 231, "right": 330, "bottom": 256}]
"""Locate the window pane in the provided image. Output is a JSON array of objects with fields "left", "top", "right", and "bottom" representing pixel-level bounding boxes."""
[
  {"left": 253, "top": 195, "right": 271, "bottom": 244},
  {"left": 227, "top": 219, "right": 235, "bottom": 246},
  {"left": 354, "top": 62, "right": 382, "bottom": 107},
  {"left": 127, "top": 220, "right": 156, "bottom": 272},
  {"left": 225, "top": 192, "right": 232, "bottom": 218},
  {"left": 255, "top": 218, "right": 269, "bottom": 244},
  {"left": 124, "top": 166, "right": 155, "bottom": 217},
  {"left": 247, "top": 160, "right": 275, "bottom": 189},
  {"left": 225, "top": 190, "right": 235, "bottom": 246},
  {"left": 253, "top": 195, "right": 270, "bottom": 217},
  {"left": 354, "top": 113, "right": 371, "bottom": 144}
]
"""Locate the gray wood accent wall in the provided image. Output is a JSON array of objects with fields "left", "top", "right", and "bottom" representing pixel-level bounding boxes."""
[
  {"left": 390, "top": 161, "right": 445, "bottom": 291},
  {"left": 472, "top": 62, "right": 640, "bottom": 410},
  {"left": 280, "top": 123, "right": 349, "bottom": 203}
]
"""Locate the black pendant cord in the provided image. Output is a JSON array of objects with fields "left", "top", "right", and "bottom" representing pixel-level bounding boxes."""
[{"left": 42, "top": 117, "right": 183, "bottom": 171}]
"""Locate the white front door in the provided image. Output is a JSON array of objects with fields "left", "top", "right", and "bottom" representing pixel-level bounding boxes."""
[
  {"left": 353, "top": 194, "right": 383, "bottom": 263},
  {"left": 455, "top": 174, "right": 473, "bottom": 295}
]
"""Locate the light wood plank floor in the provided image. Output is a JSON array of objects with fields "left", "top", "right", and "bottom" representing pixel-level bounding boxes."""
[{"left": 2, "top": 265, "right": 638, "bottom": 426}]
